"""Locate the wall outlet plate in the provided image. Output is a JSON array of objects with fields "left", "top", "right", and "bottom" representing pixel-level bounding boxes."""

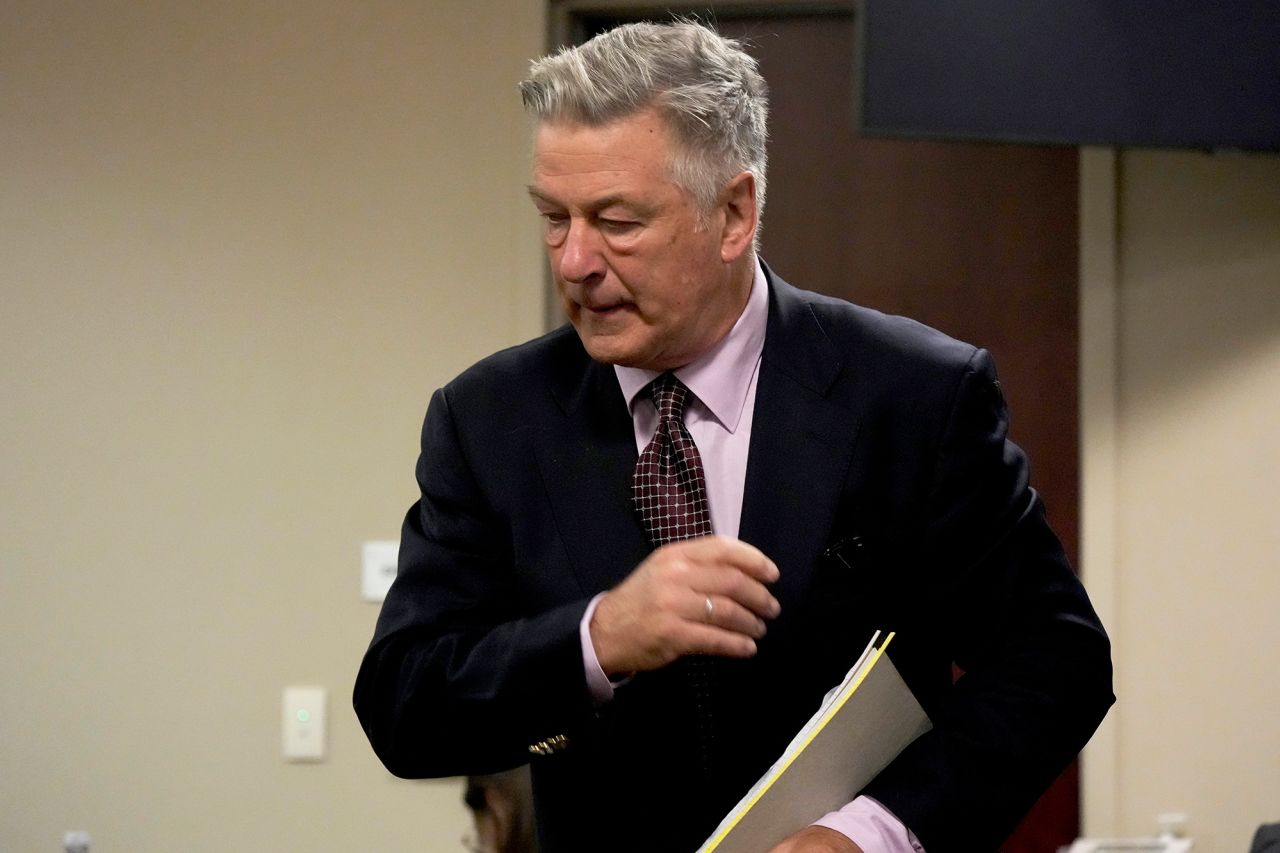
[
  {"left": 361, "top": 540, "right": 398, "bottom": 602},
  {"left": 282, "top": 686, "right": 326, "bottom": 761}
]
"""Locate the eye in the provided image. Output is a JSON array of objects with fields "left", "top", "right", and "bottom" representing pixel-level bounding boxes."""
[
  {"left": 599, "top": 218, "right": 640, "bottom": 235},
  {"left": 540, "top": 212, "right": 569, "bottom": 235}
]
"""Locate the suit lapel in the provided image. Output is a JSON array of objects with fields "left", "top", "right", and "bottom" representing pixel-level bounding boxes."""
[
  {"left": 534, "top": 270, "right": 862, "bottom": 603},
  {"left": 738, "top": 271, "right": 862, "bottom": 609},
  {"left": 536, "top": 349, "right": 653, "bottom": 595}
]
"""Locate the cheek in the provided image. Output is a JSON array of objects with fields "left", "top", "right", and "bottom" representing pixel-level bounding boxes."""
[
  {"left": 554, "top": 278, "right": 578, "bottom": 314},
  {"left": 545, "top": 245, "right": 564, "bottom": 276}
]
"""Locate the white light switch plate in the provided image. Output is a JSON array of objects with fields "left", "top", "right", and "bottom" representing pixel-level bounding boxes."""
[
  {"left": 361, "top": 540, "right": 399, "bottom": 602},
  {"left": 282, "top": 686, "right": 326, "bottom": 761}
]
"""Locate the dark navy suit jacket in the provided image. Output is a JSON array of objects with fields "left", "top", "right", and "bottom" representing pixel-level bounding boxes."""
[{"left": 354, "top": 268, "right": 1114, "bottom": 852}]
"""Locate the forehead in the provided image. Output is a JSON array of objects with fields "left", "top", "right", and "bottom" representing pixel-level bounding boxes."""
[{"left": 530, "top": 110, "right": 681, "bottom": 204}]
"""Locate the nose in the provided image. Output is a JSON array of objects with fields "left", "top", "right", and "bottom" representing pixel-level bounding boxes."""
[{"left": 557, "top": 220, "right": 606, "bottom": 285}]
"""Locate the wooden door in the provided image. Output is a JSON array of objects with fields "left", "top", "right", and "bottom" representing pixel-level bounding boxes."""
[{"left": 566, "top": 7, "right": 1081, "bottom": 850}]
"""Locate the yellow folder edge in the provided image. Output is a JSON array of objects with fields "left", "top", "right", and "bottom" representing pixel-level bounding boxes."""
[{"left": 701, "top": 631, "right": 896, "bottom": 851}]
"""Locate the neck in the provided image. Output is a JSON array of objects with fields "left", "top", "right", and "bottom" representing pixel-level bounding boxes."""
[
  {"left": 718, "top": 251, "right": 757, "bottom": 336},
  {"left": 668, "top": 253, "right": 755, "bottom": 370}
]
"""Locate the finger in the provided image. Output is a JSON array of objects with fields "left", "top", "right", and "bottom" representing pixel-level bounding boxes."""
[
  {"left": 701, "top": 592, "right": 768, "bottom": 639},
  {"left": 644, "top": 549, "right": 779, "bottom": 619},
  {"left": 681, "top": 623, "right": 759, "bottom": 659},
  {"left": 668, "top": 536, "right": 780, "bottom": 583},
  {"left": 695, "top": 564, "right": 781, "bottom": 619}
]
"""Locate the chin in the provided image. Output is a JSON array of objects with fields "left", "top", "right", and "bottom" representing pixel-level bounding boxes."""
[
  {"left": 571, "top": 326, "right": 636, "bottom": 366},
  {"left": 586, "top": 341, "right": 669, "bottom": 370},
  {"left": 577, "top": 337, "right": 627, "bottom": 366},
  {"left": 586, "top": 346, "right": 644, "bottom": 368}
]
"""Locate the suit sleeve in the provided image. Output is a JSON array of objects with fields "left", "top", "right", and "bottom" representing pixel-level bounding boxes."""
[
  {"left": 353, "top": 386, "right": 597, "bottom": 778},
  {"left": 862, "top": 349, "right": 1115, "bottom": 852}
]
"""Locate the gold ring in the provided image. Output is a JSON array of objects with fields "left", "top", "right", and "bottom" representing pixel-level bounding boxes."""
[{"left": 704, "top": 595, "right": 714, "bottom": 623}]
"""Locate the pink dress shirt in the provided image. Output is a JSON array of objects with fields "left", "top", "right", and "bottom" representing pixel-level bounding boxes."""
[{"left": 578, "top": 260, "right": 923, "bottom": 853}]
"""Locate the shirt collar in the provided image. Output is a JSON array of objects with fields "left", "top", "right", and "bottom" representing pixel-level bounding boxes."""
[{"left": 614, "top": 258, "right": 768, "bottom": 433}]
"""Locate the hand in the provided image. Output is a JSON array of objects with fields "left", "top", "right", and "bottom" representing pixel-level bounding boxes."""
[
  {"left": 589, "top": 535, "right": 781, "bottom": 675},
  {"left": 767, "top": 826, "right": 863, "bottom": 853}
]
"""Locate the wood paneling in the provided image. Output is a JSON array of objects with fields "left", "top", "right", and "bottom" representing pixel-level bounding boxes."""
[{"left": 567, "top": 7, "right": 1082, "bottom": 849}]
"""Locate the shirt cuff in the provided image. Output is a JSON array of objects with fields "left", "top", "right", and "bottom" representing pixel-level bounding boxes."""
[
  {"left": 580, "top": 593, "right": 630, "bottom": 705},
  {"left": 812, "top": 795, "right": 925, "bottom": 853}
]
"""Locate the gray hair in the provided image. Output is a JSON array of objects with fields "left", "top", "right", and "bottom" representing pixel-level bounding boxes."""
[{"left": 519, "top": 20, "right": 769, "bottom": 218}]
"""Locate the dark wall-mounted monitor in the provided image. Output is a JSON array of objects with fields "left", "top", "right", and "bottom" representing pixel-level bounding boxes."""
[{"left": 859, "top": 1, "right": 1280, "bottom": 152}]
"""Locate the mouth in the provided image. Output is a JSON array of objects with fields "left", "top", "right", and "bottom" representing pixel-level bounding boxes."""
[
  {"left": 585, "top": 302, "right": 626, "bottom": 315},
  {"left": 577, "top": 299, "right": 633, "bottom": 319},
  {"left": 560, "top": 284, "right": 635, "bottom": 323}
]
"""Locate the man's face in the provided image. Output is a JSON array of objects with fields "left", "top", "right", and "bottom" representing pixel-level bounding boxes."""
[{"left": 529, "top": 109, "right": 752, "bottom": 371}]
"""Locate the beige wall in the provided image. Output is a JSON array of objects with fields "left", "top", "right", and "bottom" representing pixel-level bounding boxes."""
[
  {"left": 5, "top": 4, "right": 1280, "bottom": 851},
  {"left": 1082, "top": 149, "right": 1280, "bottom": 847},
  {"left": 1, "top": 2, "right": 542, "bottom": 851}
]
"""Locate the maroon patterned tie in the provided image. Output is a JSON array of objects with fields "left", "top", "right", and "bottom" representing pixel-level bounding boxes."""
[
  {"left": 632, "top": 373, "right": 714, "bottom": 545},
  {"left": 631, "top": 373, "right": 719, "bottom": 783}
]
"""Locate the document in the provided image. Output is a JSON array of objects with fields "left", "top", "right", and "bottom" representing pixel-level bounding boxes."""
[{"left": 696, "top": 632, "right": 931, "bottom": 853}]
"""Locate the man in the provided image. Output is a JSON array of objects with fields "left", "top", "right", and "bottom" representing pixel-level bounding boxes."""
[{"left": 355, "top": 21, "right": 1113, "bottom": 853}]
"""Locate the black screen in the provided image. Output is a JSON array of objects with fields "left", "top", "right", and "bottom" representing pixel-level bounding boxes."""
[{"left": 860, "top": 1, "right": 1280, "bottom": 151}]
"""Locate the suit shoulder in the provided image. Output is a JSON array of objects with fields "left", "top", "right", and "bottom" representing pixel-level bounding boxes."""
[
  {"left": 439, "top": 324, "right": 584, "bottom": 414},
  {"left": 796, "top": 287, "right": 982, "bottom": 377}
]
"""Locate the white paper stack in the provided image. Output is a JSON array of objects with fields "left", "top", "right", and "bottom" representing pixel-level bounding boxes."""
[{"left": 696, "top": 632, "right": 932, "bottom": 853}]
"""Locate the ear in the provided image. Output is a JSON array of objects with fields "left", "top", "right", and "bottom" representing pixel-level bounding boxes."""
[{"left": 718, "top": 171, "right": 758, "bottom": 263}]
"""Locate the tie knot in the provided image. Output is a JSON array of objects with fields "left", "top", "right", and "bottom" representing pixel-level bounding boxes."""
[{"left": 649, "top": 373, "right": 691, "bottom": 423}]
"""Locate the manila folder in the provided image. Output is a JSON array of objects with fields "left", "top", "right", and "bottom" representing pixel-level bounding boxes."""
[{"left": 696, "top": 632, "right": 931, "bottom": 853}]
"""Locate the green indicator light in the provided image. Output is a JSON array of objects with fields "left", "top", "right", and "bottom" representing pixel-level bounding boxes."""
[{"left": 296, "top": 709, "right": 311, "bottom": 723}]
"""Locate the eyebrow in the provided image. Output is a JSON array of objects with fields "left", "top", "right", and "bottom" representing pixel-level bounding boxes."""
[{"left": 526, "top": 186, "right": 555, "bottom": 204}]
